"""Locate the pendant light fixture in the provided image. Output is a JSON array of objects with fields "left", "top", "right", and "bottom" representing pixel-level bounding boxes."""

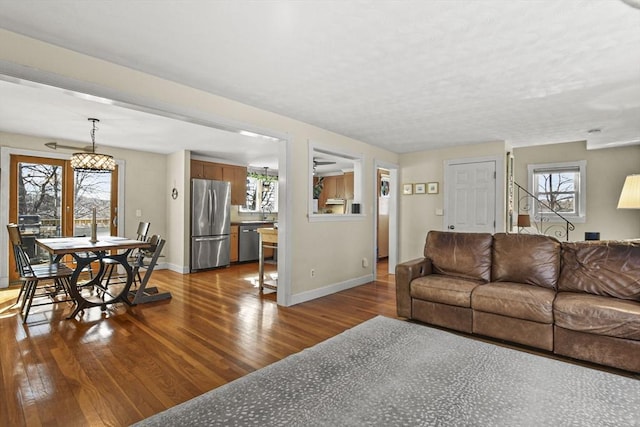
[{"left": 70, "top": 118, "right": 116, "bottom": 172}]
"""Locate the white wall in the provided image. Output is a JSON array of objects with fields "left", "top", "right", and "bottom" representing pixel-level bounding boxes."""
[
  {"left": 513, "top": 140, "right": 640, "bottom": 241},
  {"left": 0, "top": 29, "right": 399, "bottom": 302},
  {"left": 166, "top": 150, "right": 189, "bottom": 272}
]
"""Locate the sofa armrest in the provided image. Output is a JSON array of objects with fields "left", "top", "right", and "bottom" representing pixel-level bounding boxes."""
[{"left": 395, "top": 257, "right": 432, "bottom": 318}]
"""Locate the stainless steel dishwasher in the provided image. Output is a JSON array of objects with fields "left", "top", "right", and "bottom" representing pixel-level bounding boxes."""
[{"left": 238, "top": 224, "right": 261, "bottom": 262}]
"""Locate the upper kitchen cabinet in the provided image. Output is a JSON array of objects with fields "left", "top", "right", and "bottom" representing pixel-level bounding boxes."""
[
  {"left": 191, "top": 160, "right": 223, "bottom": 180},
  {"left": 191, "top": 159, "right": 247, "bottom": 206},
  {"left": 223, "top": 165, "right": 248, "bottom": 205}
]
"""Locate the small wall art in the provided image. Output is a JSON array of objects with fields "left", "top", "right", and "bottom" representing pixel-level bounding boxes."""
[
  {"left": 414, "top": 183, "right": 426, "bottom": 194},
  {"left": 427, "top": 182, "right": 439, "bottom": 194},
  {"left": 402, "top": 183, "right": 413, "bottom": 195}
]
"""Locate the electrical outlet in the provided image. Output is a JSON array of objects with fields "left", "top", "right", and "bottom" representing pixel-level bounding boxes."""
[
  {"left": 135, "top": 209, "right": 142, "bottom": 218},
  {"left": 310, "top": 269, "right": 315, "bottom": 277},
  {"left": 362, "top": 257, "right": 369, "bottom": 268}
]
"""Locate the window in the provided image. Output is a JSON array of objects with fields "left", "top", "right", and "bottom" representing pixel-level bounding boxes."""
[
  {"left": 527, "top": 161, "right": 586, "bottom": 222},
  {"left": 241, "top": 169, "right": 278, "bottom": 213}
]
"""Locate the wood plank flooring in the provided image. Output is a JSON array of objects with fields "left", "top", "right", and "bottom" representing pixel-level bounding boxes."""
[{"left": 0, "top": 261, "right": 397, "bottom": 426}]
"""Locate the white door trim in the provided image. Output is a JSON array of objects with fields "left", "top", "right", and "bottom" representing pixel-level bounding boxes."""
[
  {"left": 443, "top": 155, "right": 505, "bottom": 234},
  {"left": 373, "top": 160, "right": 399, "bottom": 276}
]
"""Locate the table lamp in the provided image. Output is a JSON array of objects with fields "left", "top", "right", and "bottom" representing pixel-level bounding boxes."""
[{"left": 517, "top": 214, "right": 531, "bottom": 228}]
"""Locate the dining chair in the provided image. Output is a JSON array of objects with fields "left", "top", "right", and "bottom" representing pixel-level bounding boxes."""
[
  {"left": 6, "top": 224, "right": 74, "bottom": 323},
  {"left": 128, "top": 235, "right": 172, "bottom": 304},
  {"left": 102, "top": 221, "right": 150, "bottom": 286}
]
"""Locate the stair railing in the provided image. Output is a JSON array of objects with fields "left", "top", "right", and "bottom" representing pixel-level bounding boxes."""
[{"left": 514, "top": 182, "right": 575, "bottom": 241}]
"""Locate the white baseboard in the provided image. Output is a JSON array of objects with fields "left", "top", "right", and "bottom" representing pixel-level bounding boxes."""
[
  {"left": 166, "top": 263, "right": 190, "bottom": 274},
  {"left": 289, "top": 274, "right": 374, "bottom": 306}
]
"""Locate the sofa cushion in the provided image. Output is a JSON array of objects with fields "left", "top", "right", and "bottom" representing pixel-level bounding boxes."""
[
  {"left": 559, "top": 241, "right": 640, "bottom": 301},
  {"left": 471, "top": 282, "right": 555, "bottom": 323},
  {"left": 492, "top": 233, "right": 561, "bottom": 289},
  {"left": 411, "top": 274, "right": 484, "bottom": 308},
  {"left": 554, "top": 292, "right": 640, "bottom": 340},
  {"left": 424, "top": 231, "right": 493, "bottom": 282}
]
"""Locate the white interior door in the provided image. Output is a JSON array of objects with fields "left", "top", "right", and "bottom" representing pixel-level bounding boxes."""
[{"left": 445, "top": 160, "right": 496, "bottom": 233}]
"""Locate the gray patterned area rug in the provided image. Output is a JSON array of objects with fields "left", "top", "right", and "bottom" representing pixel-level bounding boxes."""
[{"left": 134, "top": 316, "right": 639, "bottom": 426}]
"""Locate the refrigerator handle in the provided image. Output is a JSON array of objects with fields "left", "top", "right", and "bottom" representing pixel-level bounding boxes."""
[
  {"left": 212, "top": 189, "right": 217, "bottom": 229},
  {"left": 194, "top": 236, "right": 227, "bottom": 242},
  {"left": 208, "top": 189, "right": 213, "bottom": 232}
]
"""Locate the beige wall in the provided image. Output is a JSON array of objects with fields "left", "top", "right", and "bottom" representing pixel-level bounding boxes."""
[
  {"left": 398, "top": 141, "right": 508, "bottom": 262},
  {"left": 513, "top": 141, "right": 640, "bottom": 241},
  {"left": 0, "top": 29, "right": 399, "bottom": 301}
]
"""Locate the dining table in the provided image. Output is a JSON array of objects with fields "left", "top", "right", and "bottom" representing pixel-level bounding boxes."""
[{"left": 35, "top": 236, "right": 150, "bottom": 319}]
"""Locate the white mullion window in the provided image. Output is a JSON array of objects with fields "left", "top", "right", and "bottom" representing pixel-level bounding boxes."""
[{"left": 527, "top": 161, "right": 586, "bottom": 223}]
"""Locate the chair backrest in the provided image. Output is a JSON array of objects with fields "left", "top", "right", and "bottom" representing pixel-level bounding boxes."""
[
  {"left": 134, "top": 234, "right": 164, "bottom": 268},
  {"left": 6, "top": 224, "right": 35, "bottom": 278},
  {"left": 136, "top": 222, "right": 151, "bottom": 241}
]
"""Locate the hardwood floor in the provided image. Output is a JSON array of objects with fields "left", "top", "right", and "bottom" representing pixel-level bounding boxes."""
[{"left": 0, "top": 261, "right": 397, "bottom": 426}]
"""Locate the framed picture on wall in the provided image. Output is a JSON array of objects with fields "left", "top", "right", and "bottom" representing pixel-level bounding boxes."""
[
  {"left": 403, "top": 183, "right": 413, "bottom": 195},
  {"left": 414, "top": 183, "right": 426, "bottom": 194},
  {"left": 427, "top": 182, "right": 439, "bottom": 194}
]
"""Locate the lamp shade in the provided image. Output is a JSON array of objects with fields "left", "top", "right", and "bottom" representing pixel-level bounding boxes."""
[
  {"left": 617, "top": 174, "right": 640, "bottom": 209},
  {"left": 517, "top": 214, "right": 531, "bottom": 227},
  {"left": 70, "top": 152, "right": 116, "bottom": 172}
]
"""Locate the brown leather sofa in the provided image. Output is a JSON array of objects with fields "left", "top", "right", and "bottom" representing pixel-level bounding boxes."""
[{"left": 396, "top": 230, "right": 640, "bottom": 373}]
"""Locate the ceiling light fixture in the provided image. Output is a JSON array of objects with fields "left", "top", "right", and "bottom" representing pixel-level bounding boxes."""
[{"left": 70, "top": 118, "right": 116, "bottom": 172}]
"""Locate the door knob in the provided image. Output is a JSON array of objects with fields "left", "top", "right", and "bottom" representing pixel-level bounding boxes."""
[{"left": 448, "top": 225, "right": 455, "bottom": 230}]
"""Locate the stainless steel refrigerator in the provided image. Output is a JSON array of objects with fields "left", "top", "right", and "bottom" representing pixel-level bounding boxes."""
[{"left": 191, "top": 179, "right": 231, "bottom": 271}]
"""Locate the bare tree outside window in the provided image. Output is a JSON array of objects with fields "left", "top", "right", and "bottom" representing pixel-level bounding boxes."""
[
  {"left": 534, "top": 169, "right": 579, "bottom": 214},
  {"left": 17, "top": 162, "right": 112, "bottom": 238},
  {"left": 18, "top": 163, "right": 62, "bottom": 219},
  {"left": 73, "top": 170, "right": 112, "bottom": 237}
]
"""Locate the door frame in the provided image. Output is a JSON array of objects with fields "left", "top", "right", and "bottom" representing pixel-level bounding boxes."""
[
  {"left": 443, "top": 155, "right": 505, "bottom": 234},
  {"left": 373, "top": 160, "right": 399, "bottom": 276},
  {"left": 0, "top": 146, "right": 125, "bottom": 287}
]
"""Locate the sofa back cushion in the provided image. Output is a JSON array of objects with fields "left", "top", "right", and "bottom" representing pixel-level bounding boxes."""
[
  {"left": 424, "top": 231, "right": 493, "bottom": 282},
  {"left": 559, "top": 241, "right": 640, "bottom": 301},
  {"left": 492, "top": 233, "right": 561, "bottom": 289}
]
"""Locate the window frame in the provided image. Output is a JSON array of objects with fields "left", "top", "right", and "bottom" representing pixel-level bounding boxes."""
[
  {"left": 308, "top": 142, "right": 365, "bottom": 222},
  {"left": 527, "top": 160, "right": 586, "bottom": 223}
]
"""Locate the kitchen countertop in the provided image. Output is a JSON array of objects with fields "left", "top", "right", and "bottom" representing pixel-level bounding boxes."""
[{"left": 232, "top": 220, "right": 276, "bottom": 226}]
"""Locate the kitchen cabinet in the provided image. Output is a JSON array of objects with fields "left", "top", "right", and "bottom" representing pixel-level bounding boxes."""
[
  {"left": 319, "top": 174, "right": 347, "bottom": 209},
  {"left": 191, "top": 160, "right": 222, "bottom": 180},
  {"left": 344, "top": 172, "right": 354, "bottom": 200},
  {"left": 223, "top": 165, "right": 247, "bottom": 205},
  {"left": 191, "top": 159, "right": 247, "bottom": 206},
  {"left": 230, "top": 225, "right": 239, "bottom": 262}
]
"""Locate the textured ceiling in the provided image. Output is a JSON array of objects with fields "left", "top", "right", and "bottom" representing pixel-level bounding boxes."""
[{"left": 0, "top": 0, "right": 639, "bottom": 158}]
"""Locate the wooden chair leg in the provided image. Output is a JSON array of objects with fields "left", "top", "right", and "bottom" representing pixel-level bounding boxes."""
[
  {"left": 14, "top": 281, "right": 27, "bottom": 307},
  {"left": 22, "top": 279, "right": 38, "bottom": 323}
]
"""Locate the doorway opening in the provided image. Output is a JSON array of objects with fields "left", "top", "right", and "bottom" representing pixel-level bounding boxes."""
[{"left": 374, "top": 161, "right": 399, "bottom": 277}]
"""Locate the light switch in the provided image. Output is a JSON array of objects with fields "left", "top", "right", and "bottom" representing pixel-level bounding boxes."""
[{"left": 435, "top": 208, "right": 444, "bottom": 216}]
